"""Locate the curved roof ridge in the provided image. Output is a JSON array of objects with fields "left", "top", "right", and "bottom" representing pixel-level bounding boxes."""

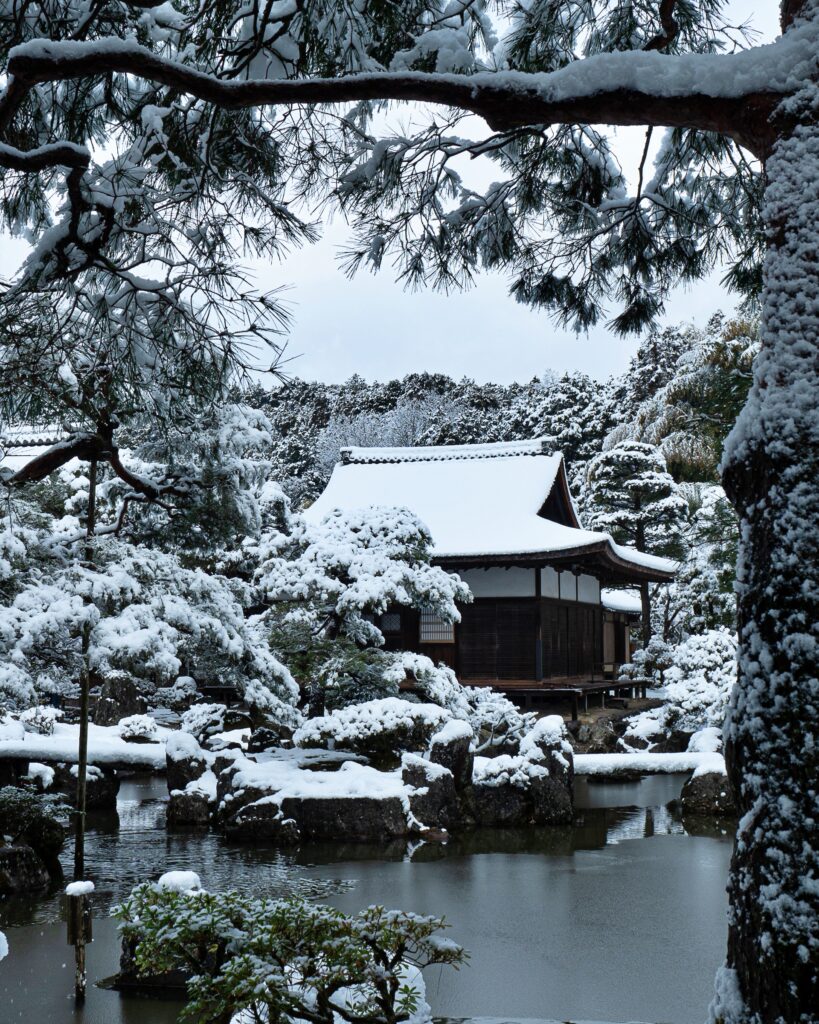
[{"left": 340, "top": 437, "right": 556, "bottom": 464}]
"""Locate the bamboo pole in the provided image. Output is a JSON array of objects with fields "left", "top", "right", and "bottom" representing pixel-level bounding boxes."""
[{"left": 72, "top": 456, "right": 97, "bottom": 1003}]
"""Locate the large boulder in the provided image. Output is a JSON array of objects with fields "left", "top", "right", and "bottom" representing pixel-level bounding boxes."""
[
  {"left": 94, "top": 673, "right": 146, "bottom": 726},
  {"left": 583, "top": 717, "right": 620, "bottom": 754},
  {"left": 529, "top": 775, "right": 574, "bottom": 825},
  {"left": 470, "top": 717, "right": 574, "bottom": 828},
  {"left": 0, "top": 787, "right": 65, "bottom": 872},
  {"left": 428, "top": 721, "right": 474, "bottom": 791},
  {"left": 54, "top": 763, "right": 120, "bottom": 809},
  {"left": 222, "top": 801, "right": 301, "bottom": 843},
  {"left": 402, "top": 754, "right": 459, "bottom": 831},
  {"left": 0, "top": 846, "right": 50, "bottom": 894},
  {"left": 166, "top": 789, "right": 211, "bottom": 829},
  {"left": 471, "top": 777, "right": 532, "bottom": 827},
  {"left": 165, "top": 732, "right": 209, "bottom": 794},
  {"left": 278, "top": 795, "right": 408, "bottom": 841},
  {"left": 681, "top": 770, "right": 737, "bottom": 816}
]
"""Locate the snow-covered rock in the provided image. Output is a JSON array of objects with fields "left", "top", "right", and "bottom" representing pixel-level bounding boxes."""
[
  {"left": 428, "top": 719, "right": 473, "bottom": 790},
  {"left": 157, "top": 870, "right": 201, "bottom": 893},
  {"left": 54, "top": 762, "right": 120, "bottom": 808},
  {"left": 165, "top": 730, "right": 209, "bottom": 793},
  {"left": 681, "top": 769, "right": 736, "bottom": 817},
  {"left": 402, "top": 753, "right": 459, "bottom": 832}
]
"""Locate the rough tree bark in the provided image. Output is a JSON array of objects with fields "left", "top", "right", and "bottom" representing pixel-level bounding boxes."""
[{"left": 719, "top": 57, "right": 819, "bottom": 1024}]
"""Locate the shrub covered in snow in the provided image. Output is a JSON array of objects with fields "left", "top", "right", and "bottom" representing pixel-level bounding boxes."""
[
  {"left": 462, "top": 686, "right": 537, "bottom": 754},
  {"left": 115, "top": 883, "right": 464, "bottom": 1024},
  {"left": 622, "top": 629, "right": 737, "bottom": 749},
  {"left": 118, "top": 714, "right": 159, "bottom": 743},
  {"left": 294, "top": 697, "right": 452, "bottom": 761},
  {"left": 180, "top": 703, "right": 227, "bottom": 743},
  {"left": 152, "top": 675, "right": 199, "bottom": 712},
  {"left": 19, "top": 706, "right": 63, "bottom": 736},
  {"left": 662, "top": 629, "right": 737, "bottom": 731},
  {"left": 619, "top": 635, "right": 673, "bottom": 687}
]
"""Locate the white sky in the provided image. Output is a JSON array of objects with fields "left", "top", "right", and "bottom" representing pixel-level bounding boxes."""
[{"left": 0, "top": 1, "right": 780, "bottom": 386}]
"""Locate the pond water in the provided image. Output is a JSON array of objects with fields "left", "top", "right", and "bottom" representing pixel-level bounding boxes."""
[{"left": 0, "top": 773, "right": 733, "bottom": 1024}]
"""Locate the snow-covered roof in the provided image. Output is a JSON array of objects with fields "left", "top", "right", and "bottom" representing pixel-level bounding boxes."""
[
  {"left": 307, "top": 439, "right": 675, "bottom": 581},
  {"left": 601, "top": 589, "right": 643, "bottom": 615},
  {"left": 0, "top": 425, "right": 77, "bottom": 476}
]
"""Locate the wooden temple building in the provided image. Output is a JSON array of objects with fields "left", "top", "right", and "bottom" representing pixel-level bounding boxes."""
[{"left": 307, "top": 439, "right": 675, "bottom": 710}]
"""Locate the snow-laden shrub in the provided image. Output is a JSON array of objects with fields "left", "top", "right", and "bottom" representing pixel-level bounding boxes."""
[
  {"left": 462, "top": 686, "right": 537, "bottom": 754},
  {"left": 243, "top": 678, "right": 304, "bottom": 734},
  {"left": 622, "top": 629, "right": 737, "bottom": 749},
  {"left": 118, "top": 714, "right": 158, "bottom": 742},
  {"left": 0, "top": 663, "right": 37, "bottom": 712},
  {"left": 294, "top": 697, "right": 451, "bottom": 760},
  {"left": 19, "top": 705, "right": 63, "bottom": 736},
  {"left": 114, "top": 884, "right": 463, "bottom": 1024},
  {"left": 618, "top": 635, "right": 673, "bottom": 687},
  {"left": 180, "top": 703, "right": 227, "bottom": 743},
  {"left": 662, "top": 629, "right": 737, "bottom": 731},
  {"left": 152, "top": 675, "right": 198, "bottom": 712}
]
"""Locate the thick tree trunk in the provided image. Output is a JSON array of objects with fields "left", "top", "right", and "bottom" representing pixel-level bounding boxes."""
[{"left": 717, "top": 85, "right": 819, "bottom": 1022}]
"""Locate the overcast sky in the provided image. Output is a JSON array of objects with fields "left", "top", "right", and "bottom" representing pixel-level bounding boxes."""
[{"left": 0, "top": 1, "right": 779, "bottom": 387}]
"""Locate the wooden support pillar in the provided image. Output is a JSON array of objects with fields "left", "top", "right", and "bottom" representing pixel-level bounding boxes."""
[
  {"left": 534, "top": 566, "right": 543, "bottom": 681},
  {"left": 571, "top": 693, "right": 579, "bottom": 722}
]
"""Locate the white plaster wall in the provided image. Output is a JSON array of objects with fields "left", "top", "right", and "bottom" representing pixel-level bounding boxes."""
[
  {"left": 459, "top": 567, "right": 536, "bottom": 598},
  {"left": 577, "top": 574, "right": 601, "bottom": 604},
  {"left": 559, "top": 572, "right": 578, "bottom": 601},
  {"left": 540, "top": 566, "right": 560, "bottom": 598}
]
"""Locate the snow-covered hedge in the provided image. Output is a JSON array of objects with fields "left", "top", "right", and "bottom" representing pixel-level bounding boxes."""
[
  {"left": 118, "top": 714, "right": 158, "bottom": 742},
  {"left": 294, "top": 697, "right": 453, "bottom": 758}
]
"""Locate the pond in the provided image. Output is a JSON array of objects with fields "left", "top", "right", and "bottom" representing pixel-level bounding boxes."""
[{"left": 0, "top": 772, "right": 733, "bottom": 1024}]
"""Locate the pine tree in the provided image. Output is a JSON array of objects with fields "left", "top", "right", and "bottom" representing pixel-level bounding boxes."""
[{"left": 585, "top": 440, "right": 688, "bottom": 645}]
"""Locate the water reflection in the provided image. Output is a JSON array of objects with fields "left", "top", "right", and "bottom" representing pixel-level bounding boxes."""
[{"left": 0, "top": 771, "right": 733, "bottom": 1024}]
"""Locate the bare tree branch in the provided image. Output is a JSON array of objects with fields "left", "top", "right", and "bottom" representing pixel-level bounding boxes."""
[{"left": 645, "top": 0, "right": 679, "bottom": 51}]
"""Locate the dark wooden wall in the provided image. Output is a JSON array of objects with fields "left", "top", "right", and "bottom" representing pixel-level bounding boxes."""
[{"left": 384, "top": 597, "right": 603, "bottom": 682}]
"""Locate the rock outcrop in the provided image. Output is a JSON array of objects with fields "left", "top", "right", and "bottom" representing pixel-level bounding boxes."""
[
  {"left": 94, "top": 674, "right": 146, "bottom": 726},
  {"left": 681, "top": 770, "right": 737, "bottom": 816},
  {"left": 402, "top": 754, "right": 459, "bottom": 831},
  {"left": 54, "top": 763, "right": 120, "bottom": 809},
  {"left": 165, "top": 732, "right": 209, "bottom": 793},
  {"left": 0, "top": 845, "right": 50, "bottom": 894}
]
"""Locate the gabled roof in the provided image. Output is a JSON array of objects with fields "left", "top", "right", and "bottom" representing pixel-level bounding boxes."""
[{"left": 307, "top": 438, "right": 675, "bottom": 584}]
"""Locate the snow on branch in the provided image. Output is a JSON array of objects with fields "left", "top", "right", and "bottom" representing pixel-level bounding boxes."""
[{"left": 8, "top": 26, "right": 819, "bottom": 157}]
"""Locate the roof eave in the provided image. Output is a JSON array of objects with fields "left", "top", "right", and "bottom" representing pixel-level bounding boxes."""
[{"left": 435, "top": 540, "right": 675, "bottom": 584}]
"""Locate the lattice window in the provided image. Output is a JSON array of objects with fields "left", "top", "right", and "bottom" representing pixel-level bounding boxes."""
[
  {"left": 419, "top": 611, "right": 455, "bottom": 643},
  {"left": 380, "top": 612, "right": 402, "bottom": 634}
]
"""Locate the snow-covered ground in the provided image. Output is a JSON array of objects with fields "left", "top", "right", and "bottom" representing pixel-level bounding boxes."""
[
  {"left": 575, "top": 751, "right": 725, "bottom": 776},
  {"left": 0, "top": 719, "right": 169, "bottom": 768}
]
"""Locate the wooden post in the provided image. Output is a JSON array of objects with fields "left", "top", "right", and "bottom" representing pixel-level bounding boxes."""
[
  {"left": 72, "top": 457, "right": 97, "bottom": 1003},
  {"left": 534, "top": 566, "right": 543, "bottom": 681}
]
